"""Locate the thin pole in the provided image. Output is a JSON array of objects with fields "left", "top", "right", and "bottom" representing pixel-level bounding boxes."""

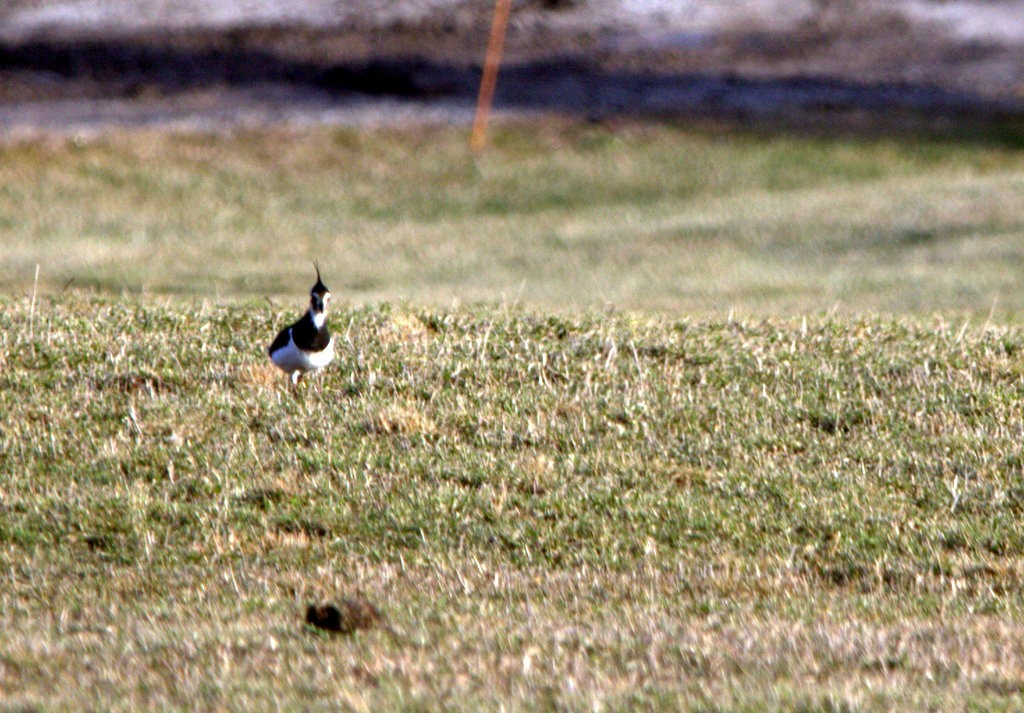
[
  {"left": 29, "top": 263, "right": 39, "bottom": 344},
  {"left": 471, "top": 0, "right": 513, "bottom": 154}
]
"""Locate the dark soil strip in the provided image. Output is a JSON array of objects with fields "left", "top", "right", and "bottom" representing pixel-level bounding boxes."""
[{"left": 2, "top": 30, "right": 1024, "bottom": 139}]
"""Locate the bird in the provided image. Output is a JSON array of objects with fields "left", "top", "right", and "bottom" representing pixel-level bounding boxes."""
[{"left": 268, "top": 265, "right": 335, "bottom": 385}]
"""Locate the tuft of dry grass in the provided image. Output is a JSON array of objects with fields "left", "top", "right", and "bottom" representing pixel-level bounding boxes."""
[
  {"left": 363, "top": 402, "right": 438, "bottom": 437},
  {"left": 236, "top": 361, "right": 282, "bottom": 388},
  {"left": 382, "top": 312, "right": 433, "bottom": 345}
]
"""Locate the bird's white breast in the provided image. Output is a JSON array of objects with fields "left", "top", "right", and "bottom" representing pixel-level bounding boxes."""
[{"left": 270, "top": 330, "right": 335, "bottom": 374}]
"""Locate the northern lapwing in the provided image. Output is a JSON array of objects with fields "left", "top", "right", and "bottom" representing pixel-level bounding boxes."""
[{"left": 268, "top": 266, "right": 335, "bottom": 385}]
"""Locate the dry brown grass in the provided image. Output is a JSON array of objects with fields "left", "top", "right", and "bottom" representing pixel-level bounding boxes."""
[
  {"left": 236, "top": 361, "right": 282, "bottom": 388},
  {"left": 363, "top": 402, "right": 438, "bottom": 437}
]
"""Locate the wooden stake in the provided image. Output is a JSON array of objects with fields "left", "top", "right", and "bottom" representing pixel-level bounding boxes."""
[
  {"left": 29, "top": 263, "right": 39, "bottom": 344},
  {"left": 471, "top": 0, "right": 513, "bottom": 154}
]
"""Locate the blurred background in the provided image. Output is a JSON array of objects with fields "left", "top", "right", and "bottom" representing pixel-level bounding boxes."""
[
  {"left": 2, "top": 0, "right": 1024, "bottom": 315},
  {"left": 4, "top": 0, "right": 1024, "bottom": 131}
]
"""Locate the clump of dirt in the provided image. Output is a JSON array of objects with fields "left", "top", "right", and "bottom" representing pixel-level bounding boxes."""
[{"left": 305, "top": 594, "right": 387, "bottom": 635}]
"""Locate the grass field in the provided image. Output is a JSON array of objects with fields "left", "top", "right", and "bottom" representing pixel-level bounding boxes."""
[
  {"left": 4, "top": 297, "right": 1024, "bottom": 709},
  {"left": 4, "top": 120, "right": 1024, "bottom": 710},
  {"left": 2, "top": 121, "right": 1024, "bottom": 316}
]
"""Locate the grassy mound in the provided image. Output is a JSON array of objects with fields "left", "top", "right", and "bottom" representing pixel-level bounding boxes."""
[{"left": 3, "top": 295, "right": 1024, "bottom": 709}]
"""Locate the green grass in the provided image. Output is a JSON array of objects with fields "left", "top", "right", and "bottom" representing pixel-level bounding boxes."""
[
  {"left": 4, "top": 295, "right": 1024, "bottom": 709},
  {"left": 2, "top": 121, "right": 1024, "bottom": 315},
  {"left": 5, "top": 120, "right": 1024, "bottom": 709}
]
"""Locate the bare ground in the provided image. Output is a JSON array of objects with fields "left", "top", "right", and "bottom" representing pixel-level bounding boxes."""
[{"left": 1, "top": 1, "right": 1024, "bottom": 137}]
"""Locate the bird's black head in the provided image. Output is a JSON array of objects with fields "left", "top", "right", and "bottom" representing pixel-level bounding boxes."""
[{"left": 310, "top": 263, "right": 331, "bottom": 314}]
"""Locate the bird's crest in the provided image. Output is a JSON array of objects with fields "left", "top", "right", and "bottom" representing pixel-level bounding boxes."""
[{"left": 311, "top": 261, "right": 330, "bottom": 296}]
